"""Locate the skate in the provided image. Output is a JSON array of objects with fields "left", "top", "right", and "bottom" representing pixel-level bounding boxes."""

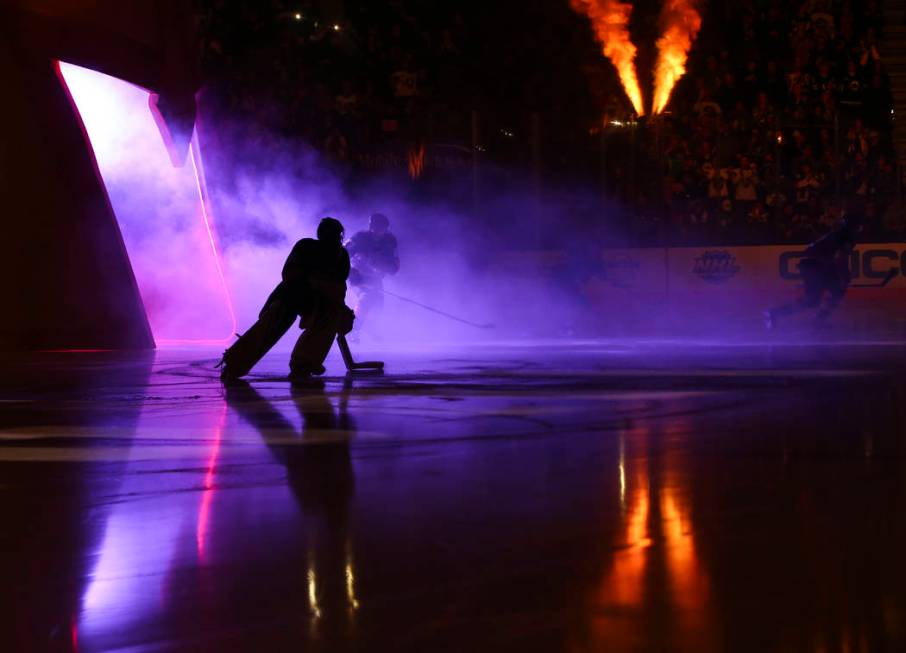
[
  {"left": 288, "top": 372, "right": 326, "bottom": 388},
  {"left": 289, "top": 364, "right": 327, "bottom": 381},
  {"left": 216, "top": 354, "right": 240, "bottom": 382},
  {"left": 812, "top": 311, "right": 833, "bottom": 331},
  {"left": 219, "top": 367, "right": 238, "bottom": 382}
]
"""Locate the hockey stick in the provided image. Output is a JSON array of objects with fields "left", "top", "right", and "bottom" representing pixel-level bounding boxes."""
[
  {"left": 380, "top": 289, "right": 496, "bottom": 329},
  {"left": 337, "top": 334, "right": 384, "bottom": 372},
  {"left": 851, "top": 268, "right": 897, "bottom": 288}
]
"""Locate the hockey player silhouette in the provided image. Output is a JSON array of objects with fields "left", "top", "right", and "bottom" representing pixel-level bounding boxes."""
[
  {"left": 764, "top": 218, "right": 861, "bottom": 329},
  {"left": 220, "top": 218, "right": 355, "bottom": 379},
  {"left": 346, "top": 213, "right": 399, "bottom": 336}
]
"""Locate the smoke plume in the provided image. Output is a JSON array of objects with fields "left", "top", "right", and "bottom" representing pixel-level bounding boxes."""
[{"left": 60, "top": 62, "right": 629, "bottom": 350}]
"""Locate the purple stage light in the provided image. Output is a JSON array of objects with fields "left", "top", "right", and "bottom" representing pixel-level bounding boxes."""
[{"left": 58, "top": 62, "right": 236, "bottom": 345}]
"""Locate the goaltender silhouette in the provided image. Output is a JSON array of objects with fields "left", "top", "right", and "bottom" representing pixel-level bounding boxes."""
[{"left": 220, "top": 217, "right": 354, "bottom": 379}]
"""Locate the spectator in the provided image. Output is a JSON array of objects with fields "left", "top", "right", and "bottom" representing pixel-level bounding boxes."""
[{"left": 796, "top": 164, "right": 822, "bottom": 205}]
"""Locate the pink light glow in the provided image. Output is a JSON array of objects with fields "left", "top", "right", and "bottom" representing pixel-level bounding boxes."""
[
  {"left": 158, "top": 136, "right": 237, "bottom": 346},
  {"left": 57, "top": 62, "right": 235, "bottom": 345},
  {"left": 196, "top": 403, "right": 226, "bottom": 560}
]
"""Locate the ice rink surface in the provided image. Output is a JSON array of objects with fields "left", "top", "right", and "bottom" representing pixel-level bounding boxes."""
[{"left": 2, "top": 337, "right": 906, "bottom": 652}]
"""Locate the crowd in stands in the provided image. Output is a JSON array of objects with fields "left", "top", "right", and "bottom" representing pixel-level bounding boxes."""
[
  {"left": 631, "top": 0, "right": 902, "bottom": 245},
  {"left": 196, "top": 0, "right": 903, "bottom": 246},
  {"left": 197, "top": 1, "right": 474, "bottom": 172}
]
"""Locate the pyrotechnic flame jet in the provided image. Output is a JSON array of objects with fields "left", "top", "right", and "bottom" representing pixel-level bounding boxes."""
[
  {"left": 570, "top": 0, "right": 646, "bottom": 116},
  {"left": 652, "top": 0, "right": 702, "bottom": 114}
]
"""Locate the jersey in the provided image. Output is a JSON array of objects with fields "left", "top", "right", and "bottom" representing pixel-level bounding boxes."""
[
  {"left": 282, "top": 238, "right": 351, "bottom": 283},
  {"left": 264, "top": 239, "right": 350, "bottom": 316},
  {"left": 346, "top": 231, "right": 400, "bottom": 277},
  {"left": 804, "top": 223, "right": 855, "bottom": 261},
  {"left": 801, "top": 223, "right": 855, "bottom": 291}
]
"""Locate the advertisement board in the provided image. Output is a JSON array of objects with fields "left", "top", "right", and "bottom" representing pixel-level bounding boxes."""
[
  {"left": 667, "top": 243, "right": 906, "bottom": 286},
  {"left": 495, "top": 244, "right": 906, "bottom": 331},
  {"left": 586, "top": 248, "right": 668, "bottom": 299},
  {"left": 666, "top": 244, "right": 906, "bottom": 327}
]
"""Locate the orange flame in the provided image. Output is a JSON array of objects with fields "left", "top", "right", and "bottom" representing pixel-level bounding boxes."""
[
  {"left": 408, "top": 144, "right": 425, "bottom": 179},
  {"left": 571, "top": 0, "right": 645, "bottom": 116},
  {"left": 651, "top": 0, "right": 701, "bottom": 114}
]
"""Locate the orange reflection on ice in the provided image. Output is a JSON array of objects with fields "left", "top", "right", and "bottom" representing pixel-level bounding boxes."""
[
  {"left": 590, "top": 423, "right": 713, "bottom": 651},
  {"left": 591, "top": 437, "right": 651, "bottom": 650},
  {"left": 608, "top": 465, "right": 651, "bottom": 606},
  {"left": 660, "top": 475, "right": 709, "bottom": 614}
]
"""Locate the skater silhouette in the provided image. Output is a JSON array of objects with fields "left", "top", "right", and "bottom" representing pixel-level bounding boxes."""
[
  {"left": 765, "top": 217, "right": 860, "bottom": 329},
  {"left": 346, "top": 213, "right": 399, "bottom": 337}
]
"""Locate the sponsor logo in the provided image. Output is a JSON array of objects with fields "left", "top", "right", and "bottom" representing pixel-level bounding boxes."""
[
  {"left": 693, "top": 250, "right": 741, "bottom": 283},
  {"left": 779, "top": 248, "right": 904, "bottom": 281},
  {"left": 601, "top": 255, "right": 641, "bottom": 288}
]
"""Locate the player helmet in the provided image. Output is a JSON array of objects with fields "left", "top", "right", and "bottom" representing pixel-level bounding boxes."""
[
  {"left": 841, "top": 214, "right": 864, "bottom": 233},
  {"left": 317, "top": 217, "right": 345, "bottom": 243},
  {"left": 369, "top": 213, "right": 390, "bottom": 232}
]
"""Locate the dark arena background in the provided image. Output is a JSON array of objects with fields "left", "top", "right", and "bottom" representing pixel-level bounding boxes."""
[{"left": 4, "top": 0, "right": 906, "bottom": 651}]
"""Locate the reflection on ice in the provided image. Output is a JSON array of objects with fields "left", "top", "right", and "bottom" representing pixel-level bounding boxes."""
[{"left": 592, "top": 421, "right": 713, "bottom": 651}]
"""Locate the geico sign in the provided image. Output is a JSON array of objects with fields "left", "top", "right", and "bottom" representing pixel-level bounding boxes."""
[{"left": 779, "top": 248, "right": 903, "bottom": 280}]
